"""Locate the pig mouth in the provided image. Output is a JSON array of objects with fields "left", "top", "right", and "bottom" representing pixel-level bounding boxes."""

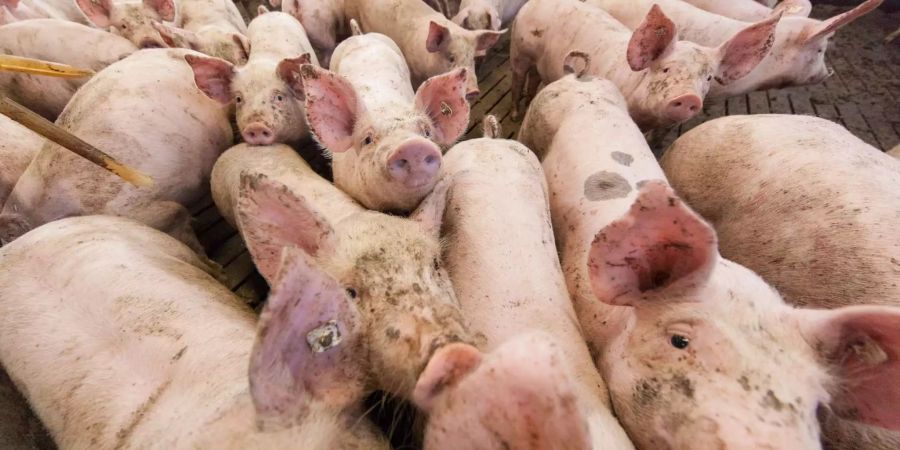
[{"left": 140, "top": 40, "right": 165, "bottom": 49}]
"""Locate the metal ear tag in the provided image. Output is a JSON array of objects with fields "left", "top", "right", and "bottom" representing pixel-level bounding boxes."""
[{"left": 307, "top": 320, "right": 342, "bottom": 353}]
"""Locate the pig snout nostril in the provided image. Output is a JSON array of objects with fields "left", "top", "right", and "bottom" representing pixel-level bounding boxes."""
[
  {"left": 425, "top": 154, "right": 437, "bottom": 165},
  {"left": 674, "top": 101, "right": 682, "bottom": 107}
]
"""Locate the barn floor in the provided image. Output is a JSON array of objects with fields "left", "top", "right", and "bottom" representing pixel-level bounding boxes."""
[{"left": 198, "top": 3, "right": 900, "bottom": 302}]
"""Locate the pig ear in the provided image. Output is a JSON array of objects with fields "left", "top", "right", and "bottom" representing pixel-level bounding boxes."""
[
  {"left": 268, "top": 0, "right": 280, "bottom": 7},
  {"left": 276, "top": 54, "right": 311, "bottom": 99},
  {"left": 249, "top": 246, "right": 366, "bottom": 426},
  {"left": 236, "top": 173, "right": 337, "bottom": 285},
  {"left": 0, "top": 0, "right": 19, "bottom": 8},
  {"left": 716, "top": 13, "right": 780, "bottom": 84},
  {"left": 798, "top": 305, "right": 900, "bottom": 430},
  {"left": 76, "top": 0, "right": 113, "bottom": 28},
  {"left": 411, "top": 176, "right": 451, "bottom": 238},
  {"left": 142, "top": 0, "right": 175, "bottom": 22},
  {"left": 474, "top": 28, "right": 505, "bottom": 52},
  {"left": 627, "top": 4, "right": 678, "bottom": 71},
  {"left": 482, "top": 114, "right": 500, "bottom": 139},
  {"left": 257, "top": 4, "right": 269, "bottom": 15},
  {"left": 415, "top": 67, "right": 470, "bottom": 146},
  {"left": 154, "top": 21, "right": 199, "bottom": 49},
  {"left": 773, "top": 0, "right": 811, "bottom": 17},
  {"left": 587, "top": 180, "right": 718, "bottom": 306},
  {"left": 184, "top": 54, "right": 235, "bottom": 103},
  {"left": 803, "top": 0, "right": 882, "bottom": 44},
  {"left": 427, "top": 21, "right": 452, "bottom": 53},
  {"left": 299, "top": 64, "right": 363, "bottom": 153},
  {"left": 413, "top": 343, "right": 482, "bottom": 412},
  {"left": 233, "top": 33, "right": 251, "bottom": 62}
]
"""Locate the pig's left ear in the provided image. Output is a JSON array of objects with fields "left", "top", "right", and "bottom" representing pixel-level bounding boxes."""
[
  {"left": 587, "top": 180, "right": 718, "bottom": 306},
  {"left": 798, "top": 305, "right": 900, "bottom": 431},
  {"left": 143, "top": 0, "right": 175, "bottom": 22},
  {"left": 802, "top": 0, "right": 881, "bottom": 44},
  {"left": 249, "top": 246, "right": 366, "bottom": 428},
  {"left": 237, "top": 172, "right": 338, "bottom": 285},
  {"left": 715, "top": 13, "right": 780, "bottom": 84},
  {"left": 184, "top": 54, "right": 235, "bottom": 103},
  {"left": 413, "top": 342, "right": 482, "bottom": 412},
  {"left": 415, "top": 67, "right": 470, "bottom": 145},
  {"left": 627, "top": 4, "right": 677, "bottom": 71},
  {"left": 276, "top": 53, "right": 312, "bottom": 99},
  {"left": 474, "top": 28, "right": 505, "bottom": 52},
  {"left": 411, "top": 176, "right": 451, "bottom": 238}
]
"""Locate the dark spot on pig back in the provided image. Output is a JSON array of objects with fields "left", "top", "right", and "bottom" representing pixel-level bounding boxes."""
[
  {"left": 584, "top": 171, "right": 631, "bottom": 201},
  {"left": 531, "top": 29, "right": 544, "bottom": 37},
  {"left": 611, "top": 151, "right": 633, "bottom": 166}
]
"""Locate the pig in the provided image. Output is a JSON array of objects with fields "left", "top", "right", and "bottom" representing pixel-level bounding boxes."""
[
  {"left": 0, "top": 0, "right": 88, "bottom": 23},
  {"left": 0, "top": 367, "right": 54, "bottom": 450},
  {"left": 510, "top": 0, "right": 780, "bottom": 130},
  {"left": 585, "top": 0, "right": 883, "bottom": 98},
  {"left": 0, "top": 49, "right": 234, "bottom": 252},
  {"left": 181, "top": 11, "right": 318, "bottom": 146},
  {"left": 0, "top": 215, "right": 392, "bottom": 449},
  {"left": 75, "top": 0, "right": 176, "bottom": 48},
  {"left": 0, "top": 115, "right": 44, "bottom": 207},
  {"left": 0, "top": 19, "right": 137, "bottom": 120},
  {"left": 152, "top": 0, "right": 250, "bottom": 65},
  {"left": 889, "top": 143, "right": 900, "bottom": 159},
  {"left": 451, "top": 0, "right": 528, "bottom": 32},
  {"left": 517, "top": 69, "right": 900, "bottom": 449},
  {"left": 210, "top": 143, "right": 473, "bottom": 398},
  {"left": 679, "top": 0, "right": 811, "bottom": 22},
  {"left": 428, "top": 115, "right": 635, "bottom": 449},
  {"left": 277, "top": 0, "right": 349, "bottom": 66},
  {"left": 298, "top": 32, "right": 470, "bottom": 212}
]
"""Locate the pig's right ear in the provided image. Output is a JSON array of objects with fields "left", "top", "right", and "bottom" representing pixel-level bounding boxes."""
[
  {"left": 415, "top": 67, "right": 470, "bottom": 145},
  {"left": 236, "top": 172, "right": 337, "bottom": 285},
  {"left": 411, "top": 176, "right": 451, "bottom": 238},
  {"left": 249, "top": 246, "right": 366, "bottom": 427},
  {"left": 413, "top": 343, "right": 482, "bottom": 412},
  {"left": 715, "top": 13, "right": 780, "bottom": 84},
  {"left": 276, "top": 54, "right": 312, "bottom": 99},
  {"left": 143, "top": 0, "right": 176, "bottom": 22},
  {"left": 627, "top": 4, "right": 677, "bottom": 71},
  {"left": 427, "top": 21, "right": 452, "bottom": 53},
  {"left": 587, "top": 180, "right": 718, "bottom": 306},
  {"left": 183, "top": 54, "right": 235, "bottom": 104},
  {"left": 76, "top": 0, "right": 114, "bottom": 28},
  {"left": 299, "top": 64, "right": 363, "bottom": 153},
  {"left": 154, "top": 22, "right": 200, "bottom": 49}
]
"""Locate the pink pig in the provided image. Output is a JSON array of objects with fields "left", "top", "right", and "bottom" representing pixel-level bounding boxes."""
[
  {"left": 75, "top": 0, "right": 176, "bottom": 48},
  {"left": 0, "top": 49, "right": 234, "bottom": 252},
  {"left": 518, "top": 67, "right": 900, "bottom": 449},
  {"left": 679, "top": 0, "right": 811, "bottom": 22},
  {"left": 0, "top": 215, "right": 391, "bottom": 449},
  {"left": 0, "top": 19, "right": 137, "bottom": 119},
  {"left": 423, "top": 116, "right": 635, "bottom": 449},
  {"left": 451, "top": 0, "right": 528, "bottom": 31},
  {"left": 510, "top": 0, "right": 779, "bottom": 130},
  {"left": 152, "top": 0, "right": 250, "bottom": 65},
  {"left": 0, "top": 115, "right": 43, "bottom": 208},
  {"left": 0, "top": 0, "right": 88, "bottom": 24},
  {"left": 297, "top": 30, "right": 470, "bottom": 211},
  {"left": 586, "top": 0, "right": 882, "bottom": 98}
]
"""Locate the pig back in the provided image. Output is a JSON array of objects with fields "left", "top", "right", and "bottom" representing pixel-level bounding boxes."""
[
  {"left": 662, "top": 114, "right": 900, "bottom": 309},
  {"left": 211, "top": 143, "right": 361, "bottom": 227},
  {"left": 330, "top": 33, "right": 416, "bottom": 112},
  {"left": 0, "top": 115, "right": 43, "bottom": 207},
  {"left": 0, "top": 216, "right": 257, "bottom": 449}
]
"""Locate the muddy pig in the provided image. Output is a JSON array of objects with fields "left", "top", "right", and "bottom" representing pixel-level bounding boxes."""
[
  {"left": 153, "top": 0, "right": 250, "bottom": 65},
  {"left": 75, "top": 0, "right": 176, "bottom": 48},
  {"left": 510, "top": 0, "right": 779, "bottom": 130},
  {"left": 0, "top": 49, "right": 234, "bottom": 253},
  {"left": 680, "top": 0, "right": 811, "bottom": 21},
  {"left": 0, "top": 0, "right": 88, "bottom": 24},
  {"left": 518, "top": 68, "right": 900, "bottom": 449},
  {"left": 586, "top": 0, "right": 882, "bottom": 98},
  {"left": 424, "top": 115, "right": 634, "bottom": 449},
  {"left": 0, "top": 115, "right": 43, "bottom": 208},
  {"left": 0, "top": 19, "right": 137, "bottom": 119},
  {"left": 451, "top": 0, "right": 527, "bottom": 33},
  {"left": 211, "top": 143, "right": 473, "bottom": 398},
  {"left": 298, "top": 29, "right": 469, "bottom": 211},
  {"left": 183, "top": 10, "right": 317, "bottom": 146},
  {"left": 0, "top": 215, "right": 391, "bottom": 449}
]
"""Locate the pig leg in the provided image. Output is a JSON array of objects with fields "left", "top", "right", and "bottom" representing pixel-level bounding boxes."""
[
  {"left": 510, "top": 60, "right": 531, "bottom": 121},
  {"left": 525, "top": 67, "right": 541, "bottom": 103}
]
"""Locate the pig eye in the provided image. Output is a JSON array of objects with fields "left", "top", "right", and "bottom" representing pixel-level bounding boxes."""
[
  {"left": 663, "top": 67, "right": 670, "bottom": 73},
  {"left": 275, "top": 94, "right": 284, "bottom": 102},
  {"left": 235, "top": 95, "right": 243, "bottom": 104},
  {"left": 448, "top": 55, "right": 456, "bottom": 64},
  {"left": 423, "top": 128, "right": 431, "bottom": 138},
  {"left": 362, "top": 135, "right": 373, "bottom": 146},
  {"left": 433, "top": 257, "right": 440, "bottom": 271},
  {"left": 345, "top": 288, "right": 358, "bottom": 299},
  {"left": 670, "top": 334, "right": 690, "bottom": 349},
  {"left": 707, "top": 75, "right": 713, "bottom": 82}
]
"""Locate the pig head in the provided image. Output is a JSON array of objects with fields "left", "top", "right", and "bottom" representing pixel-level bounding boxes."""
[
  {"left": 155, "top": 22, "right": 250, "bottom": 65},
  {"left": 585, "top": 181, "right": 900, "bottom": 449},
  {"left": 421, "top": 20, "right": 503, "bottom": 99},
  {"left": 76, "top": 0, "right": 176, "bottom": 49},
  {"left": 299, "top": 64, "right": 470, "bottom": 212}
]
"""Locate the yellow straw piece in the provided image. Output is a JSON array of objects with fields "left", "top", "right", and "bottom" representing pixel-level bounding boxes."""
[{"left": 0, "top": 54, "right": 95, "bottom": 79}]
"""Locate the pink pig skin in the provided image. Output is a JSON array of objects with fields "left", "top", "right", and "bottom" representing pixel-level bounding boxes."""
[
  {"left": 511, "top": 0, "right": 779, "bottom": 130},
  {"left": 0, "top": 115, "right": 43, "bottom": 208},
  {"left": 585, "top": 0, "right": 882, "bottom": 98},
  {"left": 0, "top": 216, "right": 390, "bottom": 449},
  {"left": 680, "top": 0, "right": 811, "bottom": 21},
  {"left": 0, "top": 0, "right": 88, "bottom": 24},
  {"left": 451, "top": 0, "right": 527, "bottom": 31},
  {"left": 0, "top": 49, "right": 234, "bottom": 253},
  {"left": 429, "top": 127, "right": 635, "bottom": 449},
  {"left": 0, "top": 19, "right": 137, "bottom": 120},
  {"left": 154, "top": 0, "right": 250, "bottom": 65},
  {"left": 75, "top": 0, "right": 177, "bottom": 49},
  {"left": 518, "top": 72, "right": 900, "bottom": 450}
]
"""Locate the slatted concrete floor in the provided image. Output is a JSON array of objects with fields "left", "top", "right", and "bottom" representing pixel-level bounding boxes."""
[{"left": 197, "top": 3, "right": 900, "bottom": 302}]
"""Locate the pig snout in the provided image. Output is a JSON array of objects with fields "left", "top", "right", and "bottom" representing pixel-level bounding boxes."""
[
  {"left": 465, "top": 75, "right": 480, "bottom": 101},
  {"left": 387, "top": 140, "right": 442, "bottom": 189},
  {"left": 139, "top": 39, "right": 165, "bottom": 49},
  {"left": 465, "top": 89, "right": 480, "bottom": 101},
  {"left": 242, "top": 123, "right": 276, "bottom": 146},
  {"left": 665, "top": 93, "right": 703, "bottom": 122}
]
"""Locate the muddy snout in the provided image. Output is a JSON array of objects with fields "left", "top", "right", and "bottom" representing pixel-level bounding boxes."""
[
  {"left": 242, "top": 122, "right": 276, "bottom": 146},
  {"left": 665, "top": 93, "right": 703, "bottom": 122},
  {"left": 387, "top": 139, "right": 442, "bottom": 189}
]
